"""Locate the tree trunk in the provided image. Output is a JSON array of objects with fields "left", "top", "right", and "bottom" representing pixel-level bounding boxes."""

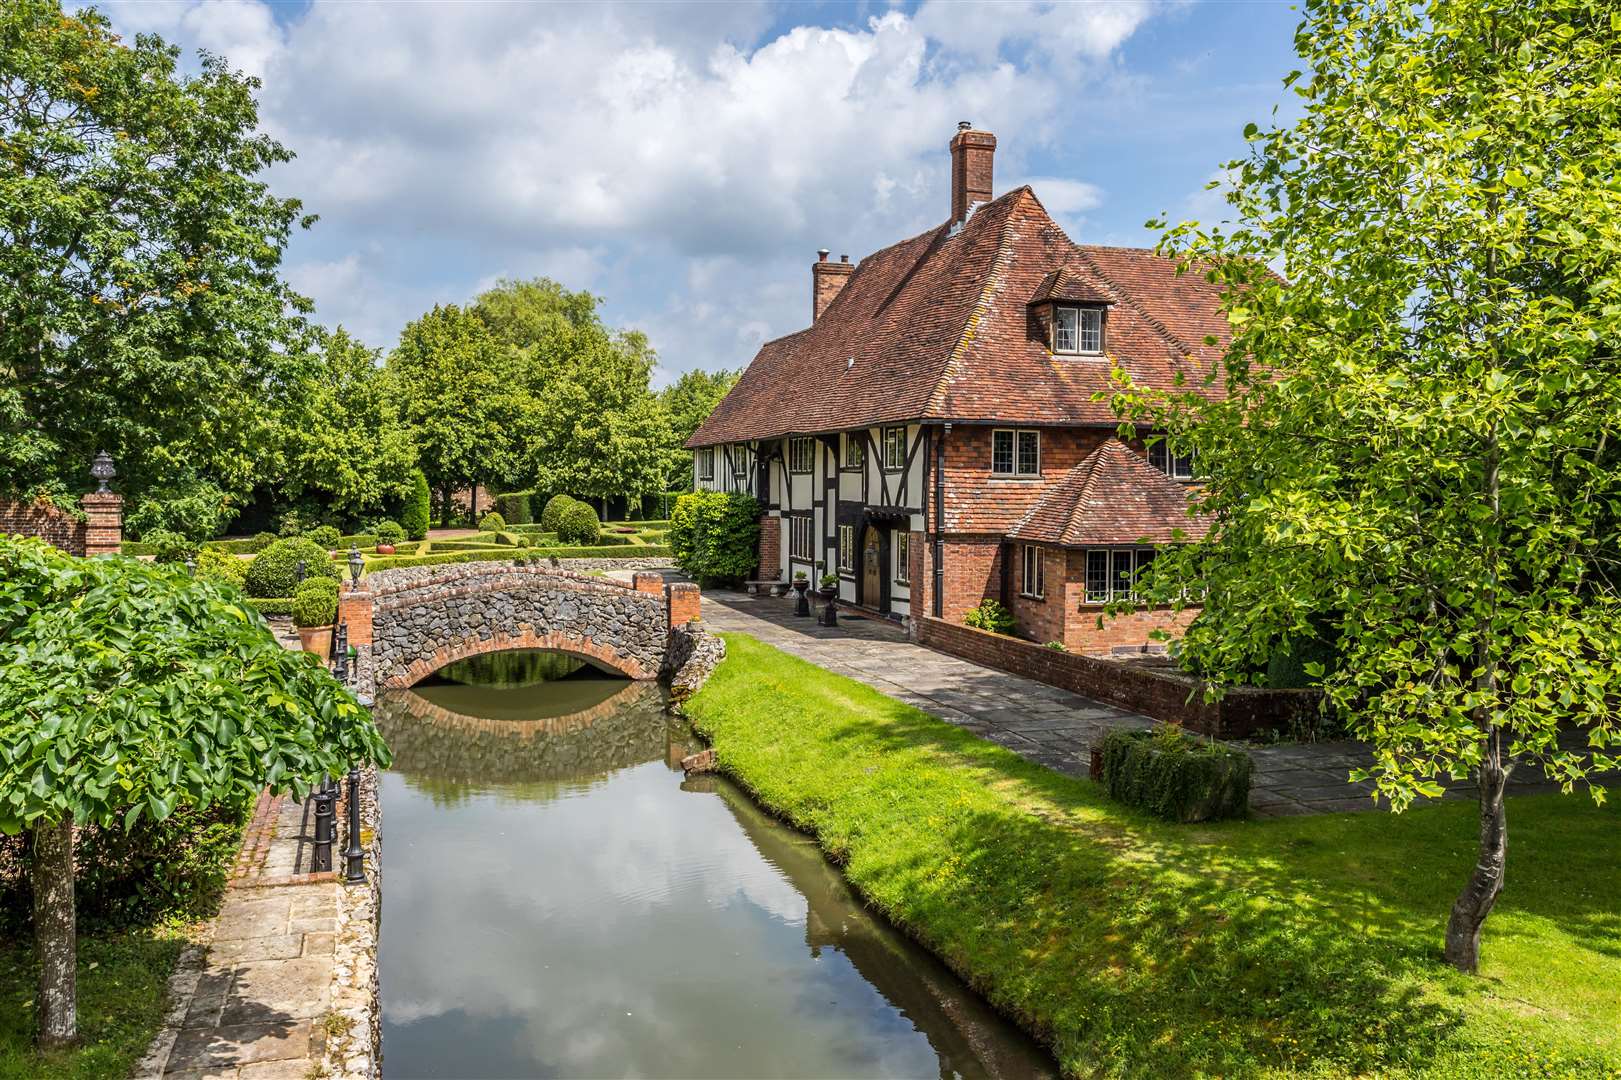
[
  {"left": 32, "top": 818, "right": 76, "bottom": 1049},
  {"left": 1444, "top": 734, "right": 1508, "bottom": 973},
  {"left": 470, "top": 485, "right": 479, "bottom": 522},
  {"left": 438, "top": 486, "right": 452, "bottom": 529}
]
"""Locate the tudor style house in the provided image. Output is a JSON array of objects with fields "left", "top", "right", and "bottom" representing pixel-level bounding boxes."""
[{"left": 686, "top": 123, "right": 1222, "bottom": 654}]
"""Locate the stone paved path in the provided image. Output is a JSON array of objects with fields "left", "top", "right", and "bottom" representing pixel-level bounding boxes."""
[{"left": 694, "top": 588, "right": 1590, "bottom": 817}]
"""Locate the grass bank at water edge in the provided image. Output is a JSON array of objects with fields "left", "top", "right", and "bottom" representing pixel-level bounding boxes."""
[{"left": 682, "top": 632, "right": 1620, "bottom": 1079}]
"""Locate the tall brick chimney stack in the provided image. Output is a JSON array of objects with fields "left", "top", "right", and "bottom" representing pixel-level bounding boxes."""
[
  {"left": 811, "top": 248, "right": 853, "bottom": 322},
  {"left": 950, "top": 121, "right": 996, "bottom": 224}
]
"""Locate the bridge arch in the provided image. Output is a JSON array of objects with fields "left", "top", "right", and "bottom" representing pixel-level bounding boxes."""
[{"left": 348, "top": 565, "right": 701, "bottom": 696}]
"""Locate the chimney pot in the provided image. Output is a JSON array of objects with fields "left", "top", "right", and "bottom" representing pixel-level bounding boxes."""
[
  {"left": 958, "top": 120, "right": 971, "bottom": 131},
  {"left": 839, "top": 254, "right": 849, "bottom": 263},
  {"left": 817, "top": 248, "right": 830, "bottom": 262},
  {"left": 949, "top": 124, "right": 996, "bottom": 224}
]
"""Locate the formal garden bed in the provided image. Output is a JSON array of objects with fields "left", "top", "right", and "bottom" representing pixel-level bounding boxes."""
[{"left": 681, "top": 633, "right": 1621, "bottom": 1079}]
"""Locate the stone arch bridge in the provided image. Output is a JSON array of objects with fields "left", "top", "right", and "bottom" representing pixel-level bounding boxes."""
[{"left": 334, "top": 565, "right": 710, "bottom": 696}]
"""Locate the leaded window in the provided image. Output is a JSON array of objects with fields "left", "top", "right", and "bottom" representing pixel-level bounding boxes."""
[
  {"left": 789, "top": 515, "right": 815, "bottom": 561},
  {"left": 1021, "top": 544, "right": 1044, "bottom": 598},
  {"left": 788, "top": 437, "right": 815, "bottom": 474},
  {"left": 883, "top": 427, "right": 906, "bottom": 471},
  {"left": 992, "top": 429, "right": 1040, "bottom": 477},
  {"left": 895, "top": 531, "right": 910, "bottom": 584},
  {"left": 1054, "top": 305, "right": 1103, "bottom": 354}
]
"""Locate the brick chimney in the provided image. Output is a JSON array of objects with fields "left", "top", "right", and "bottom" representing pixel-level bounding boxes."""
[
  {"left": 949, "top": 121, "right": 996, "bottom": 223},
  {"left": 811, "top": 248, "right": 853, "bottom": 322}
]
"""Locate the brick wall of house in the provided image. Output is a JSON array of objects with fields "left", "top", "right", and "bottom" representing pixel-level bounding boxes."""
[
  {"left": 916, "top": 615, "right": 1319, "bottom": 739},
  {"left": 756, "top": 515, "right": 781, "bottom": 580},
  {"left": 1007, "top": 544, "right": 1197, "bottom": 654},
  {"left": 936, "top": 535, "right": 1003, "bottom": 623},
  {"left": 1, "top": 496, "right": 87, "bottom": 555},
  {"left": 940, "top": 426, "right": 1116, "bottom": 534}
]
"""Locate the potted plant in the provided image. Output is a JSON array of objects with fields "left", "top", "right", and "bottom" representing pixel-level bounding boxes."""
[
  {"left": 374, "top": 519, "right": 404, "bottom": 555},
  {"left": 817, "top": 572, "right": 839, "bottom": 599},
  {"left": 791, "top": 569, "right": 811, "bottom": 616},
  {"left": 291, "top": 578, "right": 340, "bottom": 656}
]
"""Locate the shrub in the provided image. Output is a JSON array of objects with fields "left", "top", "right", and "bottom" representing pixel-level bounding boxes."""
[
  {"left": 124, "top": 481, "right": 230, "bottom": 541},
  {"left": 250, "top": 531, "right": 278, "bottom": 552},
  {"left": 304, "top": 524, "right": 342, "bottom": 551},
  {"left": 195, "top": 547, "right": 248, "bottom": 589},
  {"left": 374, "top": 519, "right": 406, "bottom": 545},
  {"left": 556, "top": 500, "right": 601, "bottom": 545},
  {"left": 493, "top": 490, "right": 533, "bottom": 525},
  {"left": 963, "top": 599, "right": 1015, "bottom": 635},
  {"left": 669, "top": 491, "right": 759, "bottom": 583},
  {"left": 291, "top": 577, "right": 340, "bottom": 628},
  {"left": 142, "top": 529, "right": 198, "bottom": 565},
  {"left": 1044, "top": 640, "right": 1069, "bottom": 651},
  {"left": 539, "top": 494, "right": 578, "bottom": 534},
  {"left": 402, "top": 469, "right": 432, "bottom": 540},
  {"left": 277, "top": 508, "right": 315, "bottom": 537},
  {"left": 478, "top": 511, "right": 506, "bottom": 532},
  {"left": 1100, "top": 726, "right": 1253, "bottom": 823},
  {"left": 245, "top": 537, "right": 342, "bottom": 598}
]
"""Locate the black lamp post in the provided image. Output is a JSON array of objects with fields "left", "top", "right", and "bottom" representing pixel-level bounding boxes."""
[
  {"left": 294, "top": 559, "right": 307, "bottom": 586},
  {"left": 343, "top": 768, "right": 366, "bottom": 883},
  {"left": 348, "top": 546, "right": 363, "bottom": 586},
  {"left": 89, "top": 450, "right": 116, "bottom": 493}
]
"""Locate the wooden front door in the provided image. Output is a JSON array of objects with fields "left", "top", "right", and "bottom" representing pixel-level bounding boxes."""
[{"left": 862, "top": 526, "right": 883, "bottom": 610}]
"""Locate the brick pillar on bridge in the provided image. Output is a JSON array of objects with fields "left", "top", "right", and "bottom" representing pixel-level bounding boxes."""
[
  {"left": 632, "top": 572, "right": 664, "bottom": 596},
  {"left": 338, "top": 582, "right": 373, "bottom": 646},
  {"left": 666, "top": 581, "right": 701, "bottom": 627},
  {"left": 79, "top": 492, "right": 123, "bottom": 557}
]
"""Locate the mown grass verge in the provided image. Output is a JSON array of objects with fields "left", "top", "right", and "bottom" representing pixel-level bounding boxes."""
[{"left": 683, "top": 633, "right": 1621, "bottom": 1079}]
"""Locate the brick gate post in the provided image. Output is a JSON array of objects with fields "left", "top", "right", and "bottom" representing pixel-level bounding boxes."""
[{"left": 79, "top": 492, "right": 123, "bottom": 557}]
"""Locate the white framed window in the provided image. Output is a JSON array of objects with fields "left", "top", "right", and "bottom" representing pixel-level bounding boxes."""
[
  {"left": 882, "top": 426, "right": 906, "bottom": 471},
  {"left": 1021, "top": 544, "right": 1044, "bottom": 599},
  {"left": 789, "top": 515, "right": 814, "bottom": 561},
  {"left": 1054, "top": 305, "right": 1103, "bottom": 355},
  {"left": 1148, "top": 439, "right": 1196, "bottom": 480},
  {"left": 1084, "top": 547, "right": 1159, "bottom": 603},
  {"left": 697, "top": 447, "right": 714, "bottom": 481},
  {"left": 838, "top": 524, "right": 855, "bottom": 572},
  {"left": 895, "top": 531, "right": 910, "bottom": 584},
  {"left": 788, "top": 437, "right": 815, "bottom": 475},
  {"left": 992, "top": 429, "right": 1041, "bottom": 477},
  {"left": 843, "top": 432, "right": 865, "bottom": 470}
]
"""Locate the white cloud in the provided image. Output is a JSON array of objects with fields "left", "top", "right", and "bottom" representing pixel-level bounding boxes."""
[{"left": 96, "top": 1, "right": 1165, "bottom": 370}]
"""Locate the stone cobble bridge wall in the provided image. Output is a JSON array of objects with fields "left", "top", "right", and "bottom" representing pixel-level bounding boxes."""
[{"left": 338, "top": 565, "right": 705, "bottom": 695}]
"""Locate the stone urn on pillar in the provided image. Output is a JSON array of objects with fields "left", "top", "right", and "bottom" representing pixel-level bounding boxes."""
[{"left": 791, "top": 571, "right": 811, "bottom": 617}]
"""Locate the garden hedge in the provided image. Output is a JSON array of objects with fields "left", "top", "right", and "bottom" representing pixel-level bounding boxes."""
[
  {"left": 493, "top": 490, "right": 534, "bottom": 525},
  {"left": 362, "top": 544, "right": 672, "bottom": 574},
  {"left": 557, "top": 501, "right": 601, "bottom": 545},
  {"left": 1099, "top": 727, "right": 1252, "bottom": 823},
  {"left": 245, "top": 597, "right": 294, "bottom": 617},
  {"left": 669, "top": 491, "right": 759, "bottom": 582},
  {"left": 195, "top": 547, "right": 247, "bottom": 589},
  {"left": 304, "top": 524, "right": 342, "bottom": 551},
  {"left": 403, "top": 469, "right": 431, "bottom": 540}
]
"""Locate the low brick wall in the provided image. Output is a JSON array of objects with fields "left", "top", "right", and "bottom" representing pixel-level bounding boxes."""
[
  {"left": 1, "top": 495, "right": 84, "bottom": 553},
  {"left": 916, "top": 616, "right": 1319, "bottom": 739}
]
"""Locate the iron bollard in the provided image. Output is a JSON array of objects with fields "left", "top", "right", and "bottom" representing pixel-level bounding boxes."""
[
  {"left": 343, "top": 768, "right": 366, "bottom": 884},
  {"left": 312, "top": 780, "right": 335, "bottom": 873},
  {"left": 333, "top": 621, "right": 349, "bottom": 682}
]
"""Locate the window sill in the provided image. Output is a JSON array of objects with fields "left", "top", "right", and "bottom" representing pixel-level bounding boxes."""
[
  {"left": 1052, "top": 351, "right": 1105, "bottom": 359},
  {"left": 1019, "top": 592, "right": 1045, "bottom": 602},
  {"left": 988, "top": 475, "right": 1043, "bottom": 482}
]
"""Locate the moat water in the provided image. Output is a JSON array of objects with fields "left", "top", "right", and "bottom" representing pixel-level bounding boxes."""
[{"left": 374, "top": 649, "right": 1057, "bottom": 1079}]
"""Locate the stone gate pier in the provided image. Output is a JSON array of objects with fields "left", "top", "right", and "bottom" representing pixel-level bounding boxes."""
[{"left": 336, "top": 564, "right": 714, "bottom": 696}]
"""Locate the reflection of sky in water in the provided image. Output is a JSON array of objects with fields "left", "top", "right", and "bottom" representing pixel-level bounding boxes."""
[{"left": 379, "top": 680, "right": 1056, "bottom": 1079}]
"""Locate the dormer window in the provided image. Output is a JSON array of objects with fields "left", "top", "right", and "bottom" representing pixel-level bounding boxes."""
[{"left": 1054, "top": 305, "right": 1103, "bottom": 355}]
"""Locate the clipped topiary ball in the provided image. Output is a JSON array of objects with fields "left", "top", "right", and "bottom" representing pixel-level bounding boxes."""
[
  {"left": 556, "top": 500, "right": 600, "bottom": 545},
  {"left": 539, "top": 494, "right": 577, "bottom": 534},
  {"left": 304, "top": 524, "right": 342, "bottom": 551},
  {"left": 195, "top": 547, "right": 248, "bottom": 589},
  {"left": 478, "top": 511, "right": 506, "bottom": 532},
  {"left": 374, "top": 519, "right": 406, "bottom": 545},
  {"left": 291, "top": 577, "right": 340, "bottom": 628},
  {"left": 245, "top": 537, "right": 342, "bottom": 599}
]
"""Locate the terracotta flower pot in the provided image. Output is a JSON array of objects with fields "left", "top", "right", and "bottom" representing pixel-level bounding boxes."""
[
  {"left": 297, "top": 624, "right": 334, "bottom": 656},
  {"left": 376, "top": 544, "right": 396, "bottom": 555}
]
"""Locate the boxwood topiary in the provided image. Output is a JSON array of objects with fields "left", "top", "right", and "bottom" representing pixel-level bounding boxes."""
[
  {"left": 304, "top": 524, "right": 342, "bottom": 551},
  {"left": 1100, "top": 726, "right": 1252, "bottom": 823},
  {"left": 541, "top": 494, "right": 582, "bottom": 534},
  {"left": 195, "top": 547, "right": 248, "bottom": 589},
  {"left": 374, "top": 519, "right": 406, "bottom": 545},
  {"left": 291, "top": 577, "right": 340, "bottom": 629},
  {"left": 402, "top": 469, "right": 431, "bottom": 540},
  {"left": 556, "top": 500, "right": 600, "bottom": 545},
  {"left": 494, "top": 490, "right": 533, "bottom": 525},
  {"left": 963, "top": 599, "right": 1015, "bottom": 635},
  {"left": 245, "top": 537, "right": 342, "bottom": 599},
  {"left": 668, "top": 491, "right": 759, "bottom": 583},
  {"left": 478, "top": 511, "right": 506, "bottom": 532}
]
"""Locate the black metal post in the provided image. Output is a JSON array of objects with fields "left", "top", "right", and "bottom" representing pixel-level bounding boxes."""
[
  {"left": 343, "top": 768, "right": 366, "bottom": 884},
  {"left": 294, "top": 559, "right": 307, "bottom": 586},
  {"left": 333, "top": 621, "right": 348, "bottom": 682},
  {"left": 312, "top": 780, "right": 335, "bottom": 873}
]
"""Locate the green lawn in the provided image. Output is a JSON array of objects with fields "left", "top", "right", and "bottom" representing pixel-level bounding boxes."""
[
  {"left": 0, "top": 929, "right": 186, "bottom": 1079},
  {"left": 684, "top": 633, "right": 1621, "bottom": 1079}
]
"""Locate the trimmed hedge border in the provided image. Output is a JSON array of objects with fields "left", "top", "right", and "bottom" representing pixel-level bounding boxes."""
[
  {"left": 246, "top": 597, "right": 294, "bottom": 616},
  {"left": 1100, "top": 728, "right": 1252, "bottom": 823},
  {"left": 362, "top": 544, "right": 673, "bottom": 574}
]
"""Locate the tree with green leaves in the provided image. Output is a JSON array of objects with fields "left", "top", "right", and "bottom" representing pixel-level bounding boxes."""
[
  {"left": 1116, "top": 0, "right": 1621, "bottom": 973},
  {"left": 660, "top": 368, "right": 738, "bottom": 489},
  {"left": 387, "top": 305, "right": 520, "bottom": 525},
  {"left": 0, "top": 1, "right": 315, "bottom": 521},
  {"left": 0, "top": 537, "right": 390, "bottom": 1046},
  {"left": 278, "top": 328, "right": 417, "bottom": 527},
  {"left": 473, "top": 279, "right": 674, "bottom": 509}
]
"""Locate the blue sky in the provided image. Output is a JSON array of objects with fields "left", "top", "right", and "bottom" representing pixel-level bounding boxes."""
[{"left": 100, "top": 1, "right": 1303, "bottom": 384}]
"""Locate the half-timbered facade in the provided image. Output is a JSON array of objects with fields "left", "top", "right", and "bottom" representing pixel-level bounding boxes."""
[{"left": 687, "top": 124, "right": 1221, "bottom": 654}]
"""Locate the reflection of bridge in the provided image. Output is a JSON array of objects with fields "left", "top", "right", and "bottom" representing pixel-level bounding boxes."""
[{"left": 336, "top": 566, "right": 702, "bottom": 694}]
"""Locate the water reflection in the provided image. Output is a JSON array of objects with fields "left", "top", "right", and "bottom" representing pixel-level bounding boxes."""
[{"left": 376, "top": 650, "right": 1057, "bottom": 1079}]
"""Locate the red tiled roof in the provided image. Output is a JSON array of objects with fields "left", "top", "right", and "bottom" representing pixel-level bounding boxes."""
[
  {"left": 1027, "top": 265, "right": 1110, "bottom": 306},
  {"left": 687, "top": 185, "right": 1231, "bottom": 448},
  {"left": 1006, "top": 439, "right": 1208, "bottom": 546}
]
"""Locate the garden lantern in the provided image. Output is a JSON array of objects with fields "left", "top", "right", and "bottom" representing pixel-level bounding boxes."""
[
  {"left": 89, "top": 450, "right": 116, "bottom": 493},
  {"left": 294, "top": 559, "right": 306, "bottom": 585},
  {"left": 348, "top": 546, "right": 363, "bottom": 585},
  {"left": 185, "top": 557, "right": 196, "bottom": 577}
]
